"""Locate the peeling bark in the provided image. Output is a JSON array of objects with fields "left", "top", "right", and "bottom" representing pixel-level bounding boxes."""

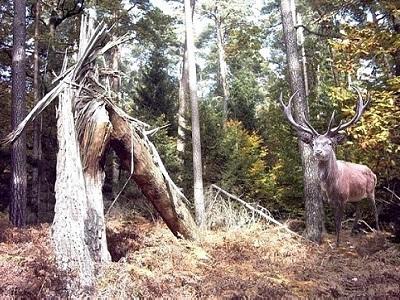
[{"left": 78, "top": 103, "right": 112, "bottom": 262}]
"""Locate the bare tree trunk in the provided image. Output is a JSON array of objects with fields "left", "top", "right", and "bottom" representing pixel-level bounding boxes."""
[
  {"left": 110, "top": 38, "right": 121, "bottom": 199},
  {"left": 184, "top": 0, "right": 205, "bottom": 227},
  {"left": 215, "top": 17, "right": 230, "bottom": 120},
  {"left": 108, "top": 108, "right": 198, "bottom": 239},
  {"left": 32, "top": 0, "right": 42, "bottom": 221},
  {"left": 296, "top": 12, "right": 309, "bottom": 97},
  {"left": 52, "top": 87, "right": 95, "bottom": 295},
  {"left": 177, "top": 43, "right": 188, "bottom": 157},
  {"left": 10, "top": 0, "right": 27, "bottom": 227},
  {"left": 78, "top": 103, "right": 112, "bottom": 262},
  {"left": 280, "top": 0, "right": 324, "bottom": 243}
]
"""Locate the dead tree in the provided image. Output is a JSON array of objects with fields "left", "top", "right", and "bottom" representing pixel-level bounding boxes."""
[{"left": 2, "top": 17, "right": 198, "bottom": 294}]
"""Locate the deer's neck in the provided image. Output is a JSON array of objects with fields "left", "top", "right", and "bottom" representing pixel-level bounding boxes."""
[{"left": 317, "top": 152, "right": 339, "bottom": 184}]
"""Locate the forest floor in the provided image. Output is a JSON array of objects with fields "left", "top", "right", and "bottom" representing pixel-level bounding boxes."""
[{"left": 0, "top": 213, "right": 399, "bottom": 298}]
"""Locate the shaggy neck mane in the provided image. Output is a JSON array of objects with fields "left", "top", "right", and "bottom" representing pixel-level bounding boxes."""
[{"left": 318, "top": 151, "right": 339, "bottom": 184}]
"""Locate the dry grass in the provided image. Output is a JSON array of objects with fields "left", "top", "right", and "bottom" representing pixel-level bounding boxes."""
[
  {"left": 0, "top": 212, "right": 399, "bottom": 298},
  {"left": 99, "top": 214, "right": 400, "bottom": 299},
  {"left": 0, "top": 214, "right": 65, "bottom": 298},
  {"left": 204, "top": 188, "right": 263, "bottom": 230}
]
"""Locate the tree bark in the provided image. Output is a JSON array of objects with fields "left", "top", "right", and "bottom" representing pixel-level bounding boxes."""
[
  {"left": 296, "top": 12, "right": 309, "bottom": 97},
  {"left": 108, "top": 108, "right": 198, "bottom": 240},
  {"left": 52, "top": 86, "right": 95, "bottom": 295},
  {"left": 32, "top": 0, "right": 42, "bottom": 221},
  {"left": 77, "top": 102, "right": 112, "bottom": 262},
  {"left": 215, "top": 15, "right": 230, "bottom": 120},
  {"left": 110, "top": 38, "right": 121, "bottom": 199},
  {"left": 177, "top": 42, "right": 188, "bottom": 157},
  {"left": 184, "top": 0, "right": 206, "bottom": 227},
  {"left": 280, "top": 0, "right": 324, "bottom": 243},
  {"left": 10, "top": 0, "right": 27, "bottom": 227}
]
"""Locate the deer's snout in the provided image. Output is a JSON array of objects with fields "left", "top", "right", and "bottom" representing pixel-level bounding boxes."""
[
  {"left": 313, "top": 148, "right": 326, "bottom": 160},
  {"left": 314, "top": 149, "right": 323, "bottom": 156}
]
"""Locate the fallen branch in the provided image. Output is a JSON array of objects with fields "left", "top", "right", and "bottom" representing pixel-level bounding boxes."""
[{"left": 210, "top": 184, "right": 314, "bottom": 243}]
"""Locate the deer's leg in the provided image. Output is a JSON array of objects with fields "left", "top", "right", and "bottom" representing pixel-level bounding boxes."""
[
  {"left": 369, "top": 193, "right": 380, "bottom": 231},
  {"left": 351, "top": 203, "right": 361, "bottom": 235},
  {"left": 334, "top": 202, "right": 344, "bottom": 247}
]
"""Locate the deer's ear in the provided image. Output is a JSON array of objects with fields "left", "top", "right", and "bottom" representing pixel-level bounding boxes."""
[
  {"left": 332, "top": 134, "right": 346, "bottom": 145},
  {"left": 297, "top": 131, "right": 313, "bottom": 144}
]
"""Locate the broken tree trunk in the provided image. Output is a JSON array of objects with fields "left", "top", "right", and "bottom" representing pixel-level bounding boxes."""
[
  {"left": 108, "top": 107, "right": 198, "bottom": 240},
  {"left": 52, "top": 83, "right": 95, "bottom": 294},
  {"left": 2, "top": 17, "right": 199, "bottom": 252},
  {"left": 77, "top": 101, "right": 112, "bottom": 262}
]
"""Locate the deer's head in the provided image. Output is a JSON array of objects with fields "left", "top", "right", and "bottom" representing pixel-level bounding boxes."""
[{"left": 279, "top": 88, "right": 369, "bottom": 161}]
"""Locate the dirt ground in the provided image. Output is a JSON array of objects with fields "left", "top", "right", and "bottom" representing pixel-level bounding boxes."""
[{"left": 0, "top": 214, "right": 399, "bottom": 298}]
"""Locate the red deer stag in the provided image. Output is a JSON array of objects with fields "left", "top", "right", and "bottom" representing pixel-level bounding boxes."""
[{"left": 279, "top": 88, "right": 379, "bottom": 246}]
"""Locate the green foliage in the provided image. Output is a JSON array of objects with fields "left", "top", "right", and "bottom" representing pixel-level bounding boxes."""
[
  {"left": 217, "top": 120, "right": 271, "bottom": 202},
  {"left": 256, "top": 96, "right": 304, "bottom": 215},
  {"left": 199, "top": 101, "right": 285, "bottom": 210},
  {"left": 134, "top": 50, "right": 178, "bottom": 131}
]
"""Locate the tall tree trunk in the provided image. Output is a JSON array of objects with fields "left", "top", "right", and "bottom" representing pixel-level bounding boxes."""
[
  {"left": 184, "top": 0, "right": 205, "bottom": 227},
  {"left": 177, "top": 43, "right": 188, "bottom": 157},
  {"left": 32, "top": 0, "right": 42, "bottom": 221},
  {"left": 215, "top": 16, "right": 230, "bottom": 120},
  {"left": 280, "top": 0, "right": 324, "bottom": 243},
  {"left": 52, "top": 86, "right": 95, "bottom": 295},
  {"left": 296, "top": 12, "right": 309, "bottom": 97},
  {"left": 110, "top": 38, "right": 121, "bottom": 199},
  {"left": 10, "top": 0, "right": 27, "bottom": 227}
]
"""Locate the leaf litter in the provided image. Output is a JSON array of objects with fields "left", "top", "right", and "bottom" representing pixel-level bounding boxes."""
[{"left": 0, "top": 213, "right": 399, "bottom": 298}]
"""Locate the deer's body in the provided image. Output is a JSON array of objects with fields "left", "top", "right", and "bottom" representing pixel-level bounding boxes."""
[
  {"left": 279, "top": 88, "right": 379, "bottom": 246},
  {"left": 319, "top": 158, "right": 377, "bottom": 204}
]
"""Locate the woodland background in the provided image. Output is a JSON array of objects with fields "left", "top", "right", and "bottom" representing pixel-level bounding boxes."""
[
  {"left": 0, "top": 0, "right": 399, "bottom": 238},
  {"left": 0, "top": 0, "right": 400, "bottom": 298}
]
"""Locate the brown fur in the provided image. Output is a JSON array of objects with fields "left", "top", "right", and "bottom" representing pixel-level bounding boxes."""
[
  {"left": 280, "top": 88, "right": 378, "bottom": 246},
  {"left": 317, "top": 148, "right": 379, "bottom": 246}
]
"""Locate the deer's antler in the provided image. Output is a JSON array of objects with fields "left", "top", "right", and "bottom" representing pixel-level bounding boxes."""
[
  {"left": 328, "top": 86, "right": 369, "bottom": 136},
  {"left": 279, "top": 91, "right": 318, "bottom": 137}
]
